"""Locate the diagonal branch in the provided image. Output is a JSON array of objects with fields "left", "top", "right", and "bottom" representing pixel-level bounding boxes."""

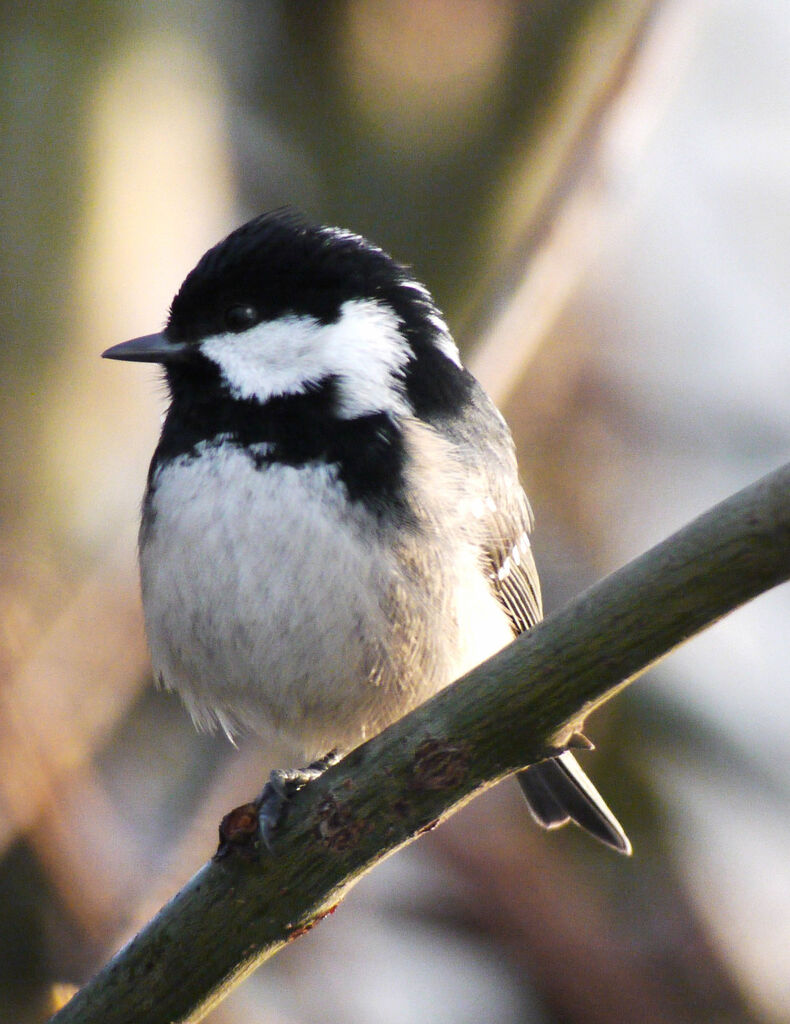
[{"left": 52, "top": 463, "right": 790, "bottom": 1024}]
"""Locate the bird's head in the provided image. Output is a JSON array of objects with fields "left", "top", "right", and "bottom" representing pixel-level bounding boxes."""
[{"left": 103, "top": 211, "right": 464, "bottom": 421}]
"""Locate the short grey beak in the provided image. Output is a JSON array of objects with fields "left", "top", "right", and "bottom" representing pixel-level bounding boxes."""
[{"left": 102, "top": 332, "right": 190, "bottom": 363}]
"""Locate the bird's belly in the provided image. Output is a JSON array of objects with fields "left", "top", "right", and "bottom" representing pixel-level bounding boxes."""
[{"left": 140, "top": 446, "right": 495, "bottom": 759}]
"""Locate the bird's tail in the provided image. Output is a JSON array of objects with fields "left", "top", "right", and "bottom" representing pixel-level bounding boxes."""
[{"left": 517, "top": 751, "right": 631, "bottom": 855}]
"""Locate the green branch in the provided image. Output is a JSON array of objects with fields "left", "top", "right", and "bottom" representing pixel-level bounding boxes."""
[{"left": 52, "top": 463, "right": 790, "bottom": 1024}]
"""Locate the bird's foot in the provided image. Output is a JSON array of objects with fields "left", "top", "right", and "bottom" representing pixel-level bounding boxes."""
[
  {"left": 566, "top": 731, "right": 595, "bottom": 751},
  {"left": 256, "top": 750, "right": 340, "bottom": 849},
  {"left": 541, "top": 731, "right": 595, "bottom": 760}
]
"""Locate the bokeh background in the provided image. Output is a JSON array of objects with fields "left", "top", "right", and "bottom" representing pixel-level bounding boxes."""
[{"left": 2, "top": 1, "right": 790, "bottom": 1021}]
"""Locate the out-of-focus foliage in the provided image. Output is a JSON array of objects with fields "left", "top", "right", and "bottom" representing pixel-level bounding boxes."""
[{"left": 2, "top": 2, "right": 789, "bottom": 1023}]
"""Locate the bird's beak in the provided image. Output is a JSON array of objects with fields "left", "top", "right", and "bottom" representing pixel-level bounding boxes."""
[{"left": 102, "top": 332, "right": 190, "bottom": 363}]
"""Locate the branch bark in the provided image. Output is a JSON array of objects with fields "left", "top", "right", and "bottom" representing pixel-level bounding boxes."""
[{"left": 52, "top": 463, "right": 790, "bottom": 1024}]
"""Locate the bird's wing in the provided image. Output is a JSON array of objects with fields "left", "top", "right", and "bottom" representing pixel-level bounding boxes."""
[{"left": 482, "top": 494, "right": 543, "bottom": 635}]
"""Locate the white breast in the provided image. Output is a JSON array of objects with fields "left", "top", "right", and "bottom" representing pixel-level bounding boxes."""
[{"left": 140, "top": 434, "right": 513, "bottom": 762}]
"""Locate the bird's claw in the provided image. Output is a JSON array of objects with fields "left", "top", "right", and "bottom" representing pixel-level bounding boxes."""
[
  {"left": 256, "top": 751, "right": 340, "bottom": 849},
  {"left": 566, "top": 731, "right": 595, "bottom": 751}
]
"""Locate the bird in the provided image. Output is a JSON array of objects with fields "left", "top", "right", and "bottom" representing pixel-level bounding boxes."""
[{"left": 103, "top": 210, "right": 631, "bottom": 855}]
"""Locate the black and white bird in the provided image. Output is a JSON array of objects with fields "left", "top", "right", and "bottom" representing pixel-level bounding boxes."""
[{"left": 103, "top": 210, "right": 630, "bottom": 854}]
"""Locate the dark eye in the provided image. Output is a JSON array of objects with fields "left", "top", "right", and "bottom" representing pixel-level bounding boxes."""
[{"left": 224, "top": 303, "right": 259, "bottom": 333}]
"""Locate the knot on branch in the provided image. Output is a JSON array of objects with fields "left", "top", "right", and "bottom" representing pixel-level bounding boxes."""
[
  {"left": 316, "top": 793, "right": 365, "bottom": 852},
  {"left": 215, "top": 802, "right": 260, "bottom": 860},
  {"left": 411, "top": 737, "right": 471, "bottom": 790}
]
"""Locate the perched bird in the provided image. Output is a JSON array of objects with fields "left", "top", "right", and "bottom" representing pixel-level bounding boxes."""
[{"left": 103, "top": 211, "right": 630, "bottom": 854}]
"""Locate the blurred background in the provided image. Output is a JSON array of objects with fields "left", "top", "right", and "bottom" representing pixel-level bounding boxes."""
[{"left": 2, "top": 1, "right": 790, "bottom": 1021}]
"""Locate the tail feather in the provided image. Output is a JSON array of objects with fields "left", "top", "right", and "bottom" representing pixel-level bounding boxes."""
[
  {"left": 517, "top": 763, "right": 571, "bottom": 830},
  {"left": 517, "top": 752, "right": 632, "bottom": 855}
]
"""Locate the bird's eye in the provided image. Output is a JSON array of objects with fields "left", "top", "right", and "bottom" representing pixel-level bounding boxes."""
[{"left": 224, "top": 304, "right": 259, "bottom": 333}]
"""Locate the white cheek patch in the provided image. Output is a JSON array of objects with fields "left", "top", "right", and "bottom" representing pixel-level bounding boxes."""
[{"left": 200, "top": 299, "right": 414, "bottom": 418}]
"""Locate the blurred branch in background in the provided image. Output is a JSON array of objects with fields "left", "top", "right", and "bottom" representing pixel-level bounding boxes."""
[
  {"left": 2, "top": 1, "right": 789, "bottom": 1023},
  {"left": 0, "top": 551, "right": 148, "bottom": 927},
  {"left": 469, "top": 1, "right": 698, "bottom": 405}
]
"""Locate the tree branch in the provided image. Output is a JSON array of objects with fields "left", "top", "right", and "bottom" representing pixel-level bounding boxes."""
[{"left": 52, "top": 463, "right": 790, "bottom": 1024}]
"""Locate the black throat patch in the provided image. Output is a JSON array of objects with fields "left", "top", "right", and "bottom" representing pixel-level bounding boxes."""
[{"left": 148, "top": 372, "right": 411, "bottom": 523}]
